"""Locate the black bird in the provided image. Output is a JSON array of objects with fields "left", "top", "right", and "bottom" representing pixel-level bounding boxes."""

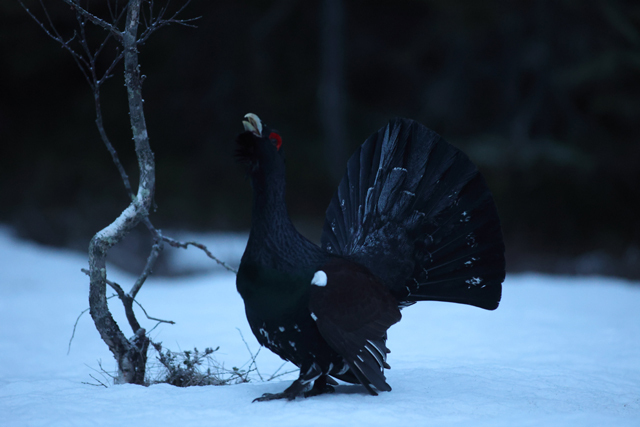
[{"left": 235, "top": 113, "right": 505, "bottom": 401}]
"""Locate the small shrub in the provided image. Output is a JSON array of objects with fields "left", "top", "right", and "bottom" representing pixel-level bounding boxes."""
[{"left": 148, "top": 342, "right": 252, "bottom": 387}]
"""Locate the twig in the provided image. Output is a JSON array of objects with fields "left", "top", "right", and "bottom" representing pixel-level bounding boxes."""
[
  {"left": 68, "top": 294, "right": 118, "bottom": 355},
  {"left": 234, "top": 328, "right": 297, "bottom": 382},
  {"left": 20, "top": 0, "right": 92, "bottom": 87},
  {"left": 137, "top": 0, "right": 201, "bottom": 45},
  {"left": 266, "top": 363, "right": 297, "bottom": 382},
  {"left": 162, "top": 235, "right": 238, "bottom": 274},
  {"left": 93, "top": 83, "right": 134, "bottom": 199},
  {"left": 61, "top": 0, "right": 123, "bottom": 41},
  {"left": 83, "top": 375, "right": 109, "bottom": 388},
  {"left": 146, "top": 320, "right": 163, "bottom": 335},
  {"left": 23, "top": 1, "right": 132, "bottom": 198},
  {"left": 133, "top": 299, "right": 175, "bottom": 325},
  {"left": 69, "top": 307, "right": 90, "bottom": 355},
  {"left": 130, "top": 235, "right": 164, "bottom": 299},
  {"left": 80, "top": 268, "right": 175, "bottom": 326},
  {"left": 83, "top": 268, "right": 127, "bottom": 297},
  {"left": 96, "top": 360, "right": 117, "bottom": 379},
  {"left": 237, "top": 328, "right": 263, "bottom": 381},
  {"left": 82, "top": 360, "right": 115, "bottom": 387}
]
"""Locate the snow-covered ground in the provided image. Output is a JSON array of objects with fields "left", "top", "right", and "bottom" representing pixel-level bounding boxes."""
[{"left": 0, "top": 226, "right": 638, "bottom": 426}]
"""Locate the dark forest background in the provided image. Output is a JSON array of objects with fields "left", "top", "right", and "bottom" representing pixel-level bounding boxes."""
[{"left": 1, "top": 0, "right": 639, "bottom": 278}]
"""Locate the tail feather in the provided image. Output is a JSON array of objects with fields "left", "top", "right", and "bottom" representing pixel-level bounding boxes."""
[{"left": 321, "top": 118, "right": 505, "bottom": 310}]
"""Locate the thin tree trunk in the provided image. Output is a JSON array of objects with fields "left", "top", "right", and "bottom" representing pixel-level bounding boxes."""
[{"left": 88, "top": 0, "right": 152, "bottom": 385}]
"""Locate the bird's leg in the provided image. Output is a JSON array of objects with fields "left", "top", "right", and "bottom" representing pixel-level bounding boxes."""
[
  {"left": 253, "top": 378, "right": 310, "bottom": 402},
  {"left": 253, "top": 364, "right": 328, "bottom": 402},
  {"left": 304, "top": 375, "right": 335, "bottom": 398}
]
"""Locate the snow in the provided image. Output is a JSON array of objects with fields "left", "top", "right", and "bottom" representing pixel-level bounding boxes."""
[{"left": 0, "top": 226, "right": 639, "bottom": 426}]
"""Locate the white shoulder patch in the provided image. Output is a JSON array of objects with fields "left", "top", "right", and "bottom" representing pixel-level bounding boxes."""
[{"left": 311, "top": 270, "right": 328, "bottom": 287}]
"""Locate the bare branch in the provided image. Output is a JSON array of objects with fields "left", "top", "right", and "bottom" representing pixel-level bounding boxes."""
[
  {"left": 156, "top": 0, "right": 170, "bottom": 23},
  {"left": 67, "top": 294, "right": 118, "bottom": 355},
  {"left": 130, "top": 235, "right": 164, "bottom": 299},
  {"left": 84, "top": 264, "right": 141, "bottom": 334},
  {"left": 99, "top": 48, "right": 125, "bottom": 85},
  {"left": 68, "top": 307, "right": 90, "bottom": 355},
  {"left": 75, "top": 10, "right": 94, "bottom": 68},
  {"left": 133, "top": 299, "right": 175, "bottom": 325},
  {"left": 61, "top": 0, "right": 123, "bottom": 41},
  {"left": 81, "top": 268, "right": 175, "bottom": 326},
  {"left": 95, "top": 360, "right": 117, "bottom": 379},
  {"left": 166, "top": 0, "right": 197, "bottom": 24},
  {"left": 235, "top": 328, "right": 296, "bottom": 382},
  {"left": 81, "top": 268, "right": 126, "bottom": 297},
  {"left": 237, "top": 328, "right": 263, "bottom": 381},
  {"left": 93, "top": 83, "right": 134, "bottom": 199},
  {"left": 20, "top": 0, "right": 94, "bottom": 87},
  {"left": 161, "top": 234, "right": 238, "bottom": 274},
  {"left": 141, "top": 0, "right": 151, "bottom": 29},
  {"left": 266, "top": 363, "right": 297, "bottom": 382},
  {"left": 82, "top": 360, "right": 117, "bottom": 387},
  {"left": 83, "top": 375, "right": 109, "bottom": 388},
  {"left": 137, "top": 0, "right": 200, "bottom": 45}
]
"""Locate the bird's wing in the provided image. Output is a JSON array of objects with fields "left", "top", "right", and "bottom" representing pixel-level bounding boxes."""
[
  {"left": 308, "top": 257, "right": 401, "bottom": 394},
  {"left": 321, "top": 118, "right": 505, "bottom": 310}
]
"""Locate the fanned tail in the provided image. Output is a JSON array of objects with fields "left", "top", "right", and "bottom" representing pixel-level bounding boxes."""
[{"left": 321, "top": 118, "right": 505, "bottom": 310}]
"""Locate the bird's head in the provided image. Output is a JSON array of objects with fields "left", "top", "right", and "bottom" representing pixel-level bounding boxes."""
[{"left": 236, "top": 113, "right": 284, "bottom": 175}]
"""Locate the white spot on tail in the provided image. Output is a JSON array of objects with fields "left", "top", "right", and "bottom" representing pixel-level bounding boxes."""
[
  {"left": 310, "top": 312, "right": 318, "bottom": 321},
  {"left": 466, "top": 277, "right": 483, "bottom": 289},
  {"left": 311, "top": 270, "right": 328, "bottom": 287}
]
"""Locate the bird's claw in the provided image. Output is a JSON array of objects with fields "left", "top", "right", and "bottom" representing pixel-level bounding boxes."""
[
  {"left": 253, "top": 383, "right": 335, "bottom": 402},
  {"left": 252, "top": 392, "right": 297, "bottom": 402}
]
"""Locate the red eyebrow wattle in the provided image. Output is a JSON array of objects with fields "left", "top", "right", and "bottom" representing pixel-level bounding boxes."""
[{"left": 269, "top": 132, "right": 282, "bottom": 150}]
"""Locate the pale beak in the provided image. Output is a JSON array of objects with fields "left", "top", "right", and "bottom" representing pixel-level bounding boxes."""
[{"left": 242, "top": 113, "right": 263, "bottom": 137}]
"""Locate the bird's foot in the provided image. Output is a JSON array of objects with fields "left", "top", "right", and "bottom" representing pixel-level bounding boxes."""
[
  {"left": 252, "top": 392, "right": 297, "bottom": 402},
  {"left": 253, "top": 378, "right": 308, "bottom": 402},
  {"left": 252, "top": 374, "right": 336, "bottom": 402},
  {"left": 304, "top": 384, "right": 335, "bottom": 398}
]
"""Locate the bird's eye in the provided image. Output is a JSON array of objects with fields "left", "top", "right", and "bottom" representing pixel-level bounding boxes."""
[{"left": 269, "top": 132, "right": 282, "bottom": 151}]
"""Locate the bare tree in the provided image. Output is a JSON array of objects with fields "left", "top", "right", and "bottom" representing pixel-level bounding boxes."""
[{"left": 21, "top": 0, "right": 234, "bottom": 385}]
